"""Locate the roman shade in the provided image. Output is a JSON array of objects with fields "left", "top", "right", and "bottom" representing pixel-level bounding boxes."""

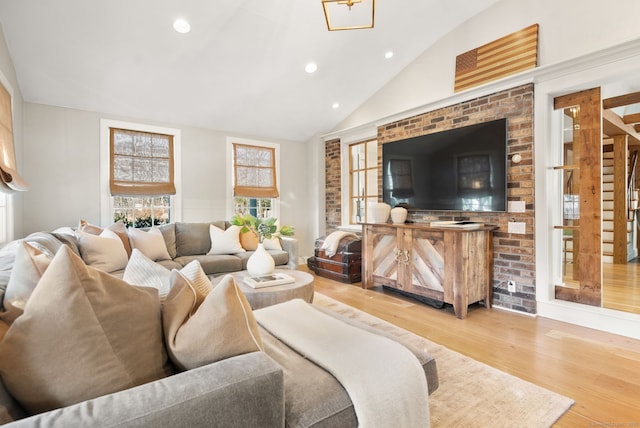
[
  {"left": 233, "top": 143, "right": 279, "bottom": 198},
  {"left": 0, "top": 81, "right": 28, "bottom": 193},
  {"left": 109, "top": 128, "right": 176, "bottom": 196}
]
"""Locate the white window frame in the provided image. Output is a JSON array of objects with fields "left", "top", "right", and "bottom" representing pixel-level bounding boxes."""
[
  {"left": 0, "top": 70, "right": 15, "bottom": 243},
  {"left": 226, "top": 137, "right": 280, "bottom": 220},
  {"left": 100, "top": 119, "right": 182, "bottom": 226}
]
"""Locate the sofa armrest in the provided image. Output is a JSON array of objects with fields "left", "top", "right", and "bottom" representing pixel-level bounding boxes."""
[
  {"left": 280, "top": 236, "right": 299, "bottom": 270},
  {"left": 5, "top": 352, "right": 284, "bottom": 428}
]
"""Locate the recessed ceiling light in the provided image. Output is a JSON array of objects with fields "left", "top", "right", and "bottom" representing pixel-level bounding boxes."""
[
  {"left": 173, "top": 18, "right": 191, "bottom": 34},
  {"left": 305, "top": 62, "right": 318, "bottom": 74},
  {"left": 385, "top": 51, "right": 394, "bottom": 59},
  {"left": 332, "top": 102, "right": 340, "bottom": 109}
]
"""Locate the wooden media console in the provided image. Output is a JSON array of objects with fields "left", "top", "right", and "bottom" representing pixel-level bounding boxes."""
[{"left": 362, "top": 222, "right": 496, "bottom": 319}]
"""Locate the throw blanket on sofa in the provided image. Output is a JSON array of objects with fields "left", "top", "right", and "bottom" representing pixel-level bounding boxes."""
[{"left": 255, "top": 299, "right": 430, "bottom": 428}]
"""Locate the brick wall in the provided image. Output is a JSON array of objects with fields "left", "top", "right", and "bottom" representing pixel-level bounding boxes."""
[
  {"left": 324, "top": 84, "right": 535, "bottom": 313},
  {"left": 325, "top": 138, "right": 342, "bottom": 232},
  {"left": 378, "top": 84, "right": 535, "bottom": 313}
]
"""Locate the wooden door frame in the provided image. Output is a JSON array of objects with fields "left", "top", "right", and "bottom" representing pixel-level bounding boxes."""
[{"left": 553, "top": 88, "right": 602, "bottom": 306}]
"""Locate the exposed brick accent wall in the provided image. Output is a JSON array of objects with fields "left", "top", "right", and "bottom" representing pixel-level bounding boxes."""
[
  {"left": 325, "top": 138, "right": 342, "bottom": 233},
  {"left": 377, "top": 84, "right": 535, "bottom": 313}
]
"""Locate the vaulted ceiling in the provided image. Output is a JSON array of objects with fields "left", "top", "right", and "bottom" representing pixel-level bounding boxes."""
[{"left": 0, "top": 0, "right": 501, "bottom": 142}]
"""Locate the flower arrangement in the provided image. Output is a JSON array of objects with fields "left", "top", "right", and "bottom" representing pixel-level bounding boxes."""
[{"left": 231, "top": 214, "right": 294, "bottom": 243}]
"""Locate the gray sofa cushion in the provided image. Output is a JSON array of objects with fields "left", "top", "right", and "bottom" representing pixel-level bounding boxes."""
[
  {"left": 174, "top": 255, "right": 243, "bottom": 275},
  {"left": 0, "top": 352, "right": 284, "bottom": 427},
  {"left": 259, "top": 327, "right": 356, "bottom": 428},
  {"left": 157, "top": 223, "right": 177, "bottom": 259},
  {"left": 175, "top": 222, "right": 227, "bottom": 257},
  {"left": 258, "top": 304, "right": 438, "bottom": 428}
]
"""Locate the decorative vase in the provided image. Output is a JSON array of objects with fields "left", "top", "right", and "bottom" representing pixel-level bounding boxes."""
[
  {"left": 247, "top": 243, "right": 275, "bottom": 277},
  {"left": 390, "top": 207, "right": 408, "bottom": 224},
  {"left": 369, "top": 202, "right": 391, "bottom": 223}
]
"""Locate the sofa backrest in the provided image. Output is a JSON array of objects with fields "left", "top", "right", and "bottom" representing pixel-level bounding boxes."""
[{"left": 175, "top": 221, "right": 228, "bottom": 257}]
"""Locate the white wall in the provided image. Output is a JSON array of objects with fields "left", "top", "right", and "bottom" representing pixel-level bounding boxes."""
[
  {"left": 22, "top": 103, "right": 315, "bottom": 260},
  {"left": 334, "top": 0, "right": 640, "bottom": 133},
  {"left": 0, "top": 22, "right": 25, "bottom": 239}
]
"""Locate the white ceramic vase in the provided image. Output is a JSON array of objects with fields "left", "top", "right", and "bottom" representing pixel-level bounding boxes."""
[
  {"left": 370, "top": 202, "right": 391, "bottom": 223},
  {"left": 247, "top": 243, "right": 275, "bottom": 277},
  {"left": 390, "top": 207, "right": 408, "bottom": 224}
]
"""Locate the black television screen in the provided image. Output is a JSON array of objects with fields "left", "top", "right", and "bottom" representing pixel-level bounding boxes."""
[{"left": 382, "top": 118, "right": 507, "bottom": 212}]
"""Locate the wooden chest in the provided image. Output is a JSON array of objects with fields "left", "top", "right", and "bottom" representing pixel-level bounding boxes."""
[{"left": 307, "top": 235, "right": 362, "bottom": 283}]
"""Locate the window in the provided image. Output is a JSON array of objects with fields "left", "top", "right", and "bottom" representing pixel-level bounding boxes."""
[
  {"left": 348, "top": 139, "right": 378, "bottom": 224},
  {"left": 228, "top": 138, "right": 280, "bottom": 219},
  {"left": 100, "top": 120, "right": 181, "bottom": 227}
]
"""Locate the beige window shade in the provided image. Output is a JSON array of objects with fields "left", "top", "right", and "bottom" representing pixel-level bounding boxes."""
[
  {"left": 0, "top": 82, "right": 29, "bottom": 193},
  {"left": 233, "top": 143, "right": 279, "bottom": 198},
  {"left": 109, "top": 128, "right": 176, "bottom": 196}
]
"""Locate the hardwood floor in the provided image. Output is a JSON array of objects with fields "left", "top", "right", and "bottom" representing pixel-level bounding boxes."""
[
  {"left": 603, "top": 262, "right": 640, "bottom": 314},
  {"left": 305, "top": 267, "right": 640, "bottom": 426}
]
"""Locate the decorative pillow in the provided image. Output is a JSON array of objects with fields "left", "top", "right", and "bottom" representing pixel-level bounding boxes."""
[
  {"left": 239, "top": 231, "right": 259, "bottom": 251},
  {"left": 0, "top": 242, "right": 52, "bottom": 324},
  {"left": 79, "top": 219, "right": 132, "bottom": 257},
  {"left": 0, "top": 319, "right": 8, "bottom": 342},
  {"left": 263, "top": 237, "right": 282, "bottom": 250},
  {"left": 162, "top": 273, "right": 263, "bottom": 370},
  {"left": 207, "top": 225, "right": 245, "bottom": 255},
  {"left": 76, "top": 229, "right": 129, "bottom": 273},
  {"left": 128, "top": 227, "right": 171, "bottom": 261},
  {"left": 239, "top": 233, "right": 281, "bottom": 251},
  {"left": 0, "top": 246, "right": 171, "bottom": 415},
  {"left": 78, "top": 219, "right": 103, "bottom": 235},
  {"left": 179, "top": 260, "right": 213, "bottom": 309},
  {"left": 122, "top": 249, "right": 171, "bottom": 301}
]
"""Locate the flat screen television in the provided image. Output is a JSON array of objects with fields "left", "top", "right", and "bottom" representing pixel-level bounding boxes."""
[{"left": 382, "top": 118, "right": 507, "bottom": 212}]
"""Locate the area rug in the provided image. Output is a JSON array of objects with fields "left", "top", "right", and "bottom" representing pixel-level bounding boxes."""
[{"left": 312, "top": 293, "right": 574, "bottom": 428}]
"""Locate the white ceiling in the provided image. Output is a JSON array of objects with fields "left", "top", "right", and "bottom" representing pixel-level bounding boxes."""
[{"left": 0, "top": 0, "right": 500, "bottom": 142}]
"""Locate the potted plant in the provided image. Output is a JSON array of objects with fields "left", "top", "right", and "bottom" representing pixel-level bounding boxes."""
[{"left": 231, "top": 214, "right": 295, "bottom": 276}]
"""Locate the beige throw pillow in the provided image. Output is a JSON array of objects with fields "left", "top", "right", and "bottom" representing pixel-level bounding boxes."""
[
  {"left": 178, "top": 260, "right": 213, "bottom": 309},
  {"left": 0, "top": 246, "right": 171, "bottom": 415},
  {"left": 128, "top": 227, "right": 171, "bottom": 261},
  {"left": 207, "top": 225, "right": 245, "bottom": 255},
  {"left": 0, "top": 242, "right": 52, "bottom": 324},
  {"left": 79, "top": 219, "right": 132, "bottom": 257},
  {"left": 122, "top": 249, "right": 172, "bottom": 301},
  {"left": 162, "top": 273, "right": 263, "bottom": 370},
  {"left": 76, "top": 229, "right": 128, "bottom": 272}
]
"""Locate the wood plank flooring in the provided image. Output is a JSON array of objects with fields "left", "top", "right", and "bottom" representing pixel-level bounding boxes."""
[{"left": 305, "top": 267, "right": 640, "bottom": 426}]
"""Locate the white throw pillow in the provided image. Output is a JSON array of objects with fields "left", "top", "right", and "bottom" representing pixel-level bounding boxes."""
[
  {"left": 128, "top": 227, "right": 171, "bottom": 261},
  {"left": 263, "top": 237, "right": 282, "bottom": 250},
  {"left": 76, "top": 229, "right": 129, "bottom": 273},
  {"left": 207, "top": 225, "right": 245, "bottom": 255},
  {"left": 123, "top": 249, "right": 172, "bottom": 301}
]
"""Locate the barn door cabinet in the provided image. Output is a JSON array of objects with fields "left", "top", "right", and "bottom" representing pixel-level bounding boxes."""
[{"left": 362, "top": 223, "right": 496, "bottom": 319}]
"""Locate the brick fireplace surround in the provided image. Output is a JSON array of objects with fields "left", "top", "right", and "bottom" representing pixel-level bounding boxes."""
[{"left": 324, "top": 83, "right": 535, "bottom": 314}]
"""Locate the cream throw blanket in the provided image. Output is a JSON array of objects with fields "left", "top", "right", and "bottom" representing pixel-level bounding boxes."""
[
  {"left": 255, "top": 299, "right": 430, "bottom": 428},
  {"left": 320, "top": 231, "right": 359, "bottom": 257}
]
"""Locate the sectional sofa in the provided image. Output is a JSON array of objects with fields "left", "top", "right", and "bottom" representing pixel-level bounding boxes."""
[{"left": 0, "top": 221, "right": 437, "bottom": 427}]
